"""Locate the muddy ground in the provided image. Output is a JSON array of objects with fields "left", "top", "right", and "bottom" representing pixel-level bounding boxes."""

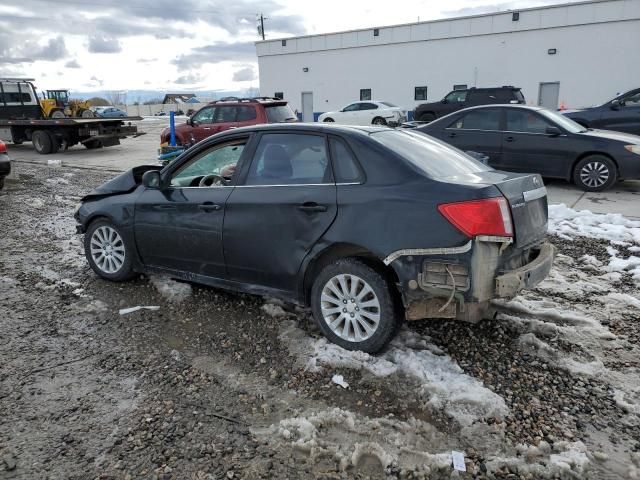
[{"left": 1, "top": 163, "right": 639, "bottom": 479}]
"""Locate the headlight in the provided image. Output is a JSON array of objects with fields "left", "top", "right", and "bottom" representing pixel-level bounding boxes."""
[{"left": 625, "top": 145, "right": 640, "bottom": 155}]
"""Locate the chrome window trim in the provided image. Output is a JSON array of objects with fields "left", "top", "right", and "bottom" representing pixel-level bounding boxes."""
[
  {"left": 444, "top": 127, "right": 502, "bottom": 133},
  {"left": 165, "top": 182, "right": 362, "bottom": 190},
  {"left": 523, "top": 186, "right": 547, "bottom": 202}
]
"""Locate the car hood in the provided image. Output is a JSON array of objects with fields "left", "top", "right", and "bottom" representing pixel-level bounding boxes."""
[
  {"left": 577, "top": 129, "right": 640, "bottom": 144},
  {"left": 82, "top": 165, "right": 162, "bottom": 200}
]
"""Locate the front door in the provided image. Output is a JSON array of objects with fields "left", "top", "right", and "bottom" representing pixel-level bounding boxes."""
[
  {"left": 441, "top": 108, "right": 503, "bottom": 165},
  {"left": 538, "top": 82, "right": 560, "bottom": 110},
  {"left": 134, "top": 138, "right": 249, "bottom": 277},
  {"left": 190, "top": 106, "right": 217, "bottom": 142},
  {"left": 301, "top": 92, "right": 314, "bottom": 122},
  {"left": 224, "top": 132, "right": 337, "bottom": 293},
  {"left": 501, "top": 108, "right": 569, "bottom": 177},
  {"left": 599, "top": 89, "right": 640, "bottom": 135}
]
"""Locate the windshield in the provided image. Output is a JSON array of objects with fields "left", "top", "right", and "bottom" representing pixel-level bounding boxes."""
[
  {"left": 538, "top": 109, "right": 586, "bottom": 133},
  {"left": 265, "top": 104, "right": 297, "bottom": 123},
  {"left": 380, "top": 102, "right": 397, "bottom": 107},
  {"left": 371, "top": 130, "right": 490, "bottom": 178}
]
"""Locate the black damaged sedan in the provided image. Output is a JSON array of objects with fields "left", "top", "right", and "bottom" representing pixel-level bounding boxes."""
[{"left": 75, "top": 124, "right": 555, "bottom": 353}]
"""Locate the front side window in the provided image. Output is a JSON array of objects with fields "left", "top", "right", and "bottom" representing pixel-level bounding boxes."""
[
  {"left": 192, "top": 106, "right": 215, "bottom": 124},
  {"left": 449, "top": 109, "right": 501, "bottom": 130},
  {"left": 506, "top": 110, "right": 552, "bottom": 134},
  {"left": 444, "top": 90, "right": 467, "bottom": 103},
  {"left": 360, "top": 89, "right": 372, "bottom": 101},
  {"left": 343, "top": 103, "right": 360, "bottom": 112},
  {"left": 170, "top": 140, "right": 246, "bottom": 187},
  {"left": 621, "top": 91, "right": 640, "bottom": 106},
  {"left": 245, "top": 133, "right": 332, "bottom": 185}
]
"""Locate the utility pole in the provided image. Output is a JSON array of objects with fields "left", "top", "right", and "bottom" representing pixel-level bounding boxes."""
[{"left": 257, "top": 13, "right": 267, "bottom": 40}]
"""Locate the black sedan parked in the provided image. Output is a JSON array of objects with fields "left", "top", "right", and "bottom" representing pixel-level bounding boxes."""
[
  {"left": 563, "top": 88, "right": 640, "bottom": 136},
  {"left": 418, "top": 105, "right": 640, "bottom": 191},
  {"left": 0, "top": 140, "right": 10, "bottom": 190},
  {"left": 75, "top": 124, "right": 554, "bottom": 352}
]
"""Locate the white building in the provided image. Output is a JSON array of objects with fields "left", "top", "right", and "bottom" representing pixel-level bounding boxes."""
[{"left": 256, "top": 0, "right": 640, "bottom": 121}]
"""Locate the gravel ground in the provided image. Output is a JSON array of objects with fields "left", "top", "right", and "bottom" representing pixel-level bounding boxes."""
[{"left": 1, "top": 163, "right": 639, "bottom": 479}]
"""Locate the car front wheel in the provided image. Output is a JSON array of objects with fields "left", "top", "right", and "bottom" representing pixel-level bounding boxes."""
[
  {"left": 573, "top": 155, "right": 617, "bottom": 191},
  {"left": 84, "top": 219, "right": 134, "bottom": 281},
  {"left": 311, "top": 258, "right": 400, "bottom": 353}
]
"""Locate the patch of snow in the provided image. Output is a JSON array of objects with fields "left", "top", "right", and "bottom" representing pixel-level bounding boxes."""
[
  {"left": 149, "top": 275, "right": 192, "bottom": 303},
  {"left": 331, "top": 374, "right": 349, "bottom": 389},
  {"left": 605, "top": 292, "right": 640, "bottom": 310},
  {"left": 261, "top": 303, "right": 287, "bottom": 317},
  {"left": 280, "top": 323, "right": 507, "bottom": 426},
  {"left": 548, "top": 203, "right": 640, "bottom": 244},
  {"left": 119, "top": 305, "right": 161, "bottom": 315}
]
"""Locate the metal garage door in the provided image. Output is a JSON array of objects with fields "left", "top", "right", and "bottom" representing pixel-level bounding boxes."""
[{"left": 538, "top": 82, "right": 560, "bottom": 110}]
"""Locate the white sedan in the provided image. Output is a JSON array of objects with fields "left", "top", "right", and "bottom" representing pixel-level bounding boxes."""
[{"left": 318, "top": 101, "right": 407, "bottom": 126}]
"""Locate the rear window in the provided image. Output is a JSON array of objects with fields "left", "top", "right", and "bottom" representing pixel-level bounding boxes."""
[
  {"left": 265, "top": 104, "right": 296, "bottom": 123},
  {"left": 371, "top": 130, "right": 490, "bottom": 178}
]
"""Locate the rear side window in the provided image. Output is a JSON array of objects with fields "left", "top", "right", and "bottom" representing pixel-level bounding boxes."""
[
  {"left": 245, "top": 133, "right": 332, "bottom": 185},
  {"left": 236, "top": 106, "right": 257, "bottom": 122},
  {"left": 372, "top": 130, "right": 490, "bottom": 178},
  {"left": 449, "top": 109, "right": 501, "bottom": 130},
  {"left": 329, "top": 137, "right": 363, "bottom": 183},
  {"left": 214, "top": 106, "right": 236, "bottom": 123},
  {"left": 359, "top": 103, "right": 378, "bottom": 110},
  {"left": 265, "top": 104, "right": 296, "bottom": 123}
]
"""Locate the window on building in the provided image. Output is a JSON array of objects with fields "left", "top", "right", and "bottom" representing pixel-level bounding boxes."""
[
  {"left": 453, "top": 84, "right": 467, "bottom": 91},
  {"left": 282, "top": 39, "right": 287, "bottom": 46},
  {"left": 360, "top": 89, "right": 372, "bottom": 101},
  {"left": 274, "top": 92, "right": 284, "bottom": 99},
  {"left": 373, "top": 28, "right": 379, "bottom": 36},
  {"left": 414, "top": 86, "right": 428, "bottom": 101},
  {"left": 512, "top": 12, "right": 520, "bottom": 21}
]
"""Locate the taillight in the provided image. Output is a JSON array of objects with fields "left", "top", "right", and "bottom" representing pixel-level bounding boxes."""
[
  {"left": 438, "top": 197, "right": 513, "bottom": 238},
  {"left": 0, "top": 141, "right": 6, "bottom": 154}
]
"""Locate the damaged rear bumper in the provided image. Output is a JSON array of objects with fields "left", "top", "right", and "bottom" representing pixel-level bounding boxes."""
[{"left": 495, "top": 242, "right": 556, "bottom": 298}]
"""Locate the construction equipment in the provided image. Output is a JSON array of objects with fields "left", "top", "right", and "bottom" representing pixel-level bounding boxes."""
[{"left": 40, "top": 89, "right": 94, "bottom": 118}]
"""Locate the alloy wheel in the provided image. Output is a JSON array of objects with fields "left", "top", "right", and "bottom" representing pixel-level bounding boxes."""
[
  {"left": 90, "top": 226, "right": 126, "bottom": 274},
  {"left": 580, "top": 161, "right": 609, "bottom": 188},
  {"left": 320, "top": 274, "right": 381, "bottom": 342}
]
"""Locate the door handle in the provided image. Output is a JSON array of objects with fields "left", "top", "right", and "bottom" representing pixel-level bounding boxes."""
[
  {"left": 448, "top": 132, "right": 457, "bottom": 138},
  {"left": 297, "top": 202, "right": 328, "bottom": 213},
  {"left": 153, "top": 205, "right": 176, "bottom": 210},
  {"left": 505, "top": 136, "right": 515, "bottom": 142},
  {"left": 203, "top": 127, "right": 212, "bottom": 130},
  {"left": 198, "top": 202, "right": 221, "bottom": 212}
]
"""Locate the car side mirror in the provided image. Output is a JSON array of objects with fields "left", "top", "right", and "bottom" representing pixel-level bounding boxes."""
[
  {"left": 142, "top": 170, "right": 161, "bottom": 189},
  {"left": 611, "top": 99, "right": 621, "bottom": 109},
  {"left": 546, "top": 126, "right": 562, "bottom": 136},
  {"left": 441, "top": 99, "right": 448, "bottom": 104}
]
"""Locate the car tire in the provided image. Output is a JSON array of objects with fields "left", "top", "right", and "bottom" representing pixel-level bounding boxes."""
[
  {"left": 12, "top": 139, "right": 23, "bottom": 145},
  {"left": 573, "top": 155, "right": 617, "bottom": 192},
  {"left": 0, "top": 177, "right": 4, "bottom": 190},
  {"left": 419, "top": 112, "right": 436, "bottom": 122},
  {"left": 311, "top": 258, "right": 400, "bottom": 353},
  {"left": 32, "top": 130, "right": 52, "bottom": 154},
  {"left": 48, "top": 132, "right": 60, "bottom": 154},
  {"left": 323, "top": 118, "right": 334, "bottom": 122},
  {"left": 50, "top": 109, "right": 66, "bottom": 119},
  {"left": 84, "top": 219, "right": 135, "bottom": 281},
  {"left": 372, "top": 117, "right": 387, "bottom": 126},
  {"left": 80, "top": 109, "right": 95, "bottom": 118}
]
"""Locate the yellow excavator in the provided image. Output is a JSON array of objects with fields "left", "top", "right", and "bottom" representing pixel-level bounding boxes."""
[{"left": 40, "top": 90, "right": 94, "bottom": 118}]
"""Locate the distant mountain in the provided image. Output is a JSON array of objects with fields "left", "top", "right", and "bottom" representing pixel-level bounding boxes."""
[{"left": 72, "top": 89, "right": 259, "bottom": 104}]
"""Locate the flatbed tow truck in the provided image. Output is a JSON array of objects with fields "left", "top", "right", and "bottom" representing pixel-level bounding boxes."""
[{"left": 0, "top": 78, "right": 142, "bottom": 154}]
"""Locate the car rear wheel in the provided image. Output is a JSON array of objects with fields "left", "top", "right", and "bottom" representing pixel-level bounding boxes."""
[
  {"left": 311, "top": 258, "right": 399, "bottom": 353},
  {"left": 372, "top": 117, "right": 387, "bottom": 126},
  {"left": 84, "top": 219, "right": 134, "bottom": 281},
  {"left": 573, "top": 155, "right": 617, "bottom": 191},
  {"left": 323, "top": 118, "right": 334, "bottom": 122}
]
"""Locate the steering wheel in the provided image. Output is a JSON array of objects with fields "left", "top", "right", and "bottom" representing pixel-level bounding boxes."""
[{"left": 199, "top": 174, "right": 226, "bottom": 187}]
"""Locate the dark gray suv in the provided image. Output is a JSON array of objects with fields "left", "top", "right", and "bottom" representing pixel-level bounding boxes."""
[{"left": 414, "top": 86, "right": 525, "bottom": 122}]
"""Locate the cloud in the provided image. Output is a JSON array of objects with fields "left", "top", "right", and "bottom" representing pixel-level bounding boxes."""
[
  {"left": 174, "top": 73, "right": 203, "bottom": 85},
  {"left": 0, "top": 34, "right": 67, "bottom": 64},
  {"left": 65, "top": 59, "right": 81, "bottom": 68},
  {"left": 87, "top": 35, "right": 122, "bottom": 54},
  {"left": 172, "top": 41, "right": 256, "bottom": 70},
  {"left": 31, "top": 36, "right": 68, "bottom": 60},
  {"left": 232, "top": 66, "right": 256, "bottom": 82}
]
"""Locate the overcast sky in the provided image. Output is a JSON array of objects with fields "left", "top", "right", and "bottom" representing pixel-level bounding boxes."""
[{"left": 0, "top": 0, "right": 579, "bottom": 94}]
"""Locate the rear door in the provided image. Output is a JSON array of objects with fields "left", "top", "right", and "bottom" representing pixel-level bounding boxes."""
[
  {"left": 501, "top": 108, "right": 570, "bottom": 177},
  {"left": 356, "top": 103, "right": 379, "bottom": 125},
  {"left": 441, "top": 108, "right": 503, "bottom": 164},
  {"left": 211, "top": 105, "right": 238, "bottom": 134},
  {"left": 236, "top": 105, "right": 258, "bottom": 128},
  {"left": 223, "top": 132, "right": 337, "bottom": 292}
]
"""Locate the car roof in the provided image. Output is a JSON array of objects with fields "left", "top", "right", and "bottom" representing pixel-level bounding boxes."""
[
  {"left": 207, "top": 97, "right": 287, "bottom": 106},
  {"left": 204, "top": 122, "right": 390, "bottom": 139},
  {"left": 445, "top": 104, "right": 544, "bottom": 113},
  {"left": 459, "top": 86, "right": 521, "bottom": 91}
]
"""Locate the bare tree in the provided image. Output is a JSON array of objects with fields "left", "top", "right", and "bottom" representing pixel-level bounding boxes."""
[
  {"left": 243, "top": 86, "right": 260, "bottom": 98},
  {"left": 106, "top": 91, "right": 127, "bottom": 106}
]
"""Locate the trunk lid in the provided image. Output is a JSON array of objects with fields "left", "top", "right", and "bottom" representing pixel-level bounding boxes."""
[{"left": 443, "top": 170, "right": 548, "bottom": 248}]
